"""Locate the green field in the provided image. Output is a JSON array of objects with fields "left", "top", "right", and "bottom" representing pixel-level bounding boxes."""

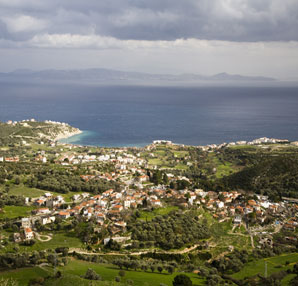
[
  {"left": 7, "top": 184, "right": 46, "bottom": 198},
  {"left": 0, "top": 266, "right": 50, "bottom": 286},
  {"left": 173, "top": 151, "right": 189, "bottom": 158},
  {"left": 154, "top": 150, "right": 166, "bottom": 156},
  {"left": 60, "top": 259, "right": 205, "bottom": 286},
  {"left": 232, "top": 253, "right": 298, "bottom": 280},
  {"left": 281, "top": 274, "right": 296, "bottom": 286},
  {"left": 138, "top": 206, "right": 179, "bottom": 221},
  {"left": 148, "top": 158, "right": 164, "bottom": 166},
  {"left": 174, "top": 164, "right": 188, "bottom": 170},
  {"left": 0, "top": 231, "right": 83, "bottom": 254},
  {"left": 21, "top": 232, "right": 83, "bottom": 252},
  {"left": 194, "top": 209, "right": 253, "bottom": 258},
  {"left": 0, "top": 205, "right": 36, "bottom": 219},
  {"left": 6, "top": 184, "right": 84, "bottom": 202},
  {"left": 0, "top": 259, "right": 205, "bottom": 286}
]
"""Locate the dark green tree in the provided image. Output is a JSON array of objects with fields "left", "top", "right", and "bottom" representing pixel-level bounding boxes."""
[{"left": 172, "top": 274, "right": 192, "bottom": 286}]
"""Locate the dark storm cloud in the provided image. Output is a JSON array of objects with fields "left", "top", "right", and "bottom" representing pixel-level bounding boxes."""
[{"left": 0, "top": 0, "right": 298, "bottom": 42}]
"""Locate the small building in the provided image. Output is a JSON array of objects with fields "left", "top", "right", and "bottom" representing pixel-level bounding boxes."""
[
  {"left": 41, "top": 216, "right": 56, "bottom": 225},
  {"left": 21, "top": 218, "right": 31, "bottom": 228},
  {"left": 36, "top": 208, "right": 51, "bottom": 215},
  {"left": 58, "top": 211, "right": 70, "bottom": 219},
  {"left": 24, "top": 228, "right": 34, "bottom": 240},
  {"left": 13, "top": 233, "right": 22, "bottom": 243},
  {"left": 233, "top": 215, "right": 242, "bottom": 225}
]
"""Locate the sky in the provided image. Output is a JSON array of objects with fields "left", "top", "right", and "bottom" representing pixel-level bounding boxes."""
[{"left": 0, "top": 0, "right": 298, "bottom": 79}]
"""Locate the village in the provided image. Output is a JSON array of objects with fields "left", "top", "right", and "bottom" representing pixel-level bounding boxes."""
[
  {"left": 12, "top": 147, "right": 298, "bottom": 251},
  {"left": 0, "top": 121, "right": 297, "bottom": 285},
  {"left": 0, "top": 131, "right": 296, "bottom": 251}
]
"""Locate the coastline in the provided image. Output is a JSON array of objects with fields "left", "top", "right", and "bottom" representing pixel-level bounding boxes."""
[
  {"left": 58, "top": 132, "right": 295, "bottom": 150},
  {"left": 54, "top": 129, "right": 83, "bottom": 142}
]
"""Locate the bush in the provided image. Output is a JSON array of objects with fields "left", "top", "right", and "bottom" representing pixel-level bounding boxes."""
[
  {"left": 83, "top": 268, "right": 101, "bottom": 280},
  {"left": 119, "top": 270, "right": 126, "bottom": 277},
  {"left": 29, "top": 277, "right": 44, "bottom": 285},
  {"left": 172, "top": 274, "right": 192, "bottom": 286}
]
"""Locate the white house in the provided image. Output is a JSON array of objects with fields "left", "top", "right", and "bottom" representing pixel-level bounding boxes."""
[
  {"left": 58, "top": 211, "right": 70, "bottom": 219},
  {"left": 124, "top": 200, "right": 131, "bottom": 209},
  {"left": 217, "top": 201, "right": 225, "bottom": 209},
  {"left": 41, "top": 216, "right": 56, "bottom": 225},
  {"left": 24, "top": 228, "right": 34, "bottom": 240},
  {"left": 151, "top": 199, "right": 162, "bottom": 207},
  {"left": 260, "top": 201, "right": 270, "bottom": 209},
  {"left": 234, "top": 216, "right": 242, "bottom": 224},
  {"left": 37, "top": 208, "right": 50, "bottom": 215}
]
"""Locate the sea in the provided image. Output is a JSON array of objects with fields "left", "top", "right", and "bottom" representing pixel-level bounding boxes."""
[{"left": 1, "top": 81, "right": 298, "bottom": 147}]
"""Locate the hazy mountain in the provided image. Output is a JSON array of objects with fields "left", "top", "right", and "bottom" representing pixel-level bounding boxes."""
[{"left": 0, "top": 68, "right": 276, "bottom": 83}]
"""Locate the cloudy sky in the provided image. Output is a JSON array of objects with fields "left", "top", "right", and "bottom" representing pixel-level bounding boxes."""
[{"left": 0, "top": 0, "right": 298, "bottom": 79}]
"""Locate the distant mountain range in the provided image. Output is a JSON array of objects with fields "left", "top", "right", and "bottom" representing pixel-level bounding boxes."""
[{"left": 0, "top": 68, "right": 276, "bottom": 83}]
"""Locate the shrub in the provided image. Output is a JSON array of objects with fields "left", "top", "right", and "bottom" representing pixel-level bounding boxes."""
[
  {"left": 119, "top": 270, "right": 126, "bottom": 277},
  {"left": 83, "top": 268, "right": 101, "bottom": 280},
  {"left": 172, "top": 274, "right": 192, "bottom": 286}
]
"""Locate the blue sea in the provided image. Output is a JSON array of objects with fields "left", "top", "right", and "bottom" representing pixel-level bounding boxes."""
[{"left": 1, "top": 81, "right": 298, "bottom": 147}]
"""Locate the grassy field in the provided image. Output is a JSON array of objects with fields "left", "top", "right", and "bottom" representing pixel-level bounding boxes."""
[
  {"left": 0, "top": 231, "right": 83, "bottom": 253},
  {"left": 148, "top": 158, "right": 163, "bottom": 166},
  {"left": 0, "top": 259, "right": 205, "bottom": 286},
  {"left": 195, "top": 208, "right": 252, "bottom": 258},
  {"left": 281, "top": 274, "right": 296, "bottom": 286},
  {"left": 174, "top": 164, "right": 188, "bottom": 170},
  {"left": 232, "top": 253, "right": 298, "bottom": 280},
  {"left": 6, "top": 184, "right": 83, "bottom": 202},
  {"left": 7, "top": 184, "right": 46, "bottom": 198},
  {"left": 147, "top": 147, "right": 190, "bottom": 170},
  {"left": 138, "top": 206, "right": 179, "bottom": 221},
  {"left": 207, "top": 154, "right": 236, "bottom": 178},
  {"left": 20, "top": 232, "right": 83, "bottom": 252},
  {"left": 45, "top": 274, "right": 122, "bottom": 286},
  {"left": 173, "top": 151, "right": 189, "bottom": 158},
  {"left": 228, "top": 145, "right": 257, "bottom": 150},
  {"left": 60, "top": 259, "right": 205, "bottom": 286},
  {"left": 0, "top": 266, "right": 50, "bottom": 286},
  {"left": 0, "top": 205, "right": 36, "bottom": 219}
]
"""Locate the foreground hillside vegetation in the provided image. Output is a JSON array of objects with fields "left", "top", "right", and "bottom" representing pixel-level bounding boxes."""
[{"left": 0, "top": 120, "right": 297, "bottom": 286}]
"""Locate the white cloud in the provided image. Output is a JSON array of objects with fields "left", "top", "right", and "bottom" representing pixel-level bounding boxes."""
[
  {"left": 0, "top": 1, "right": 297, "bottom": 78},
  {"left": 2, "top": 14, "right": 47, "bottom": 33},
  {"left": 0, "top": 0, "right": 41, "bottom": 7},
  {"left": 111, "top": 8, "right": 179, "bottom": 27}
]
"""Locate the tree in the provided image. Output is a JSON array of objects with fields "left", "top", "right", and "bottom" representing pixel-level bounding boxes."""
[
  {"left": 141, "top": 264, "right": 148, "bottom": 272},
  {"left": 167, "top": 265, "right": 174, "bottom": 274},
  {"left": 157, "top": 265, "right": 163, "bottom": 273},
  {"left": 47, "top": 254, "right": 58, "bottom": 267},
  {"left": 172, "top": 274, "right": 192, "bottom": 286},
  {"left": 119, "top": 270, "right": 126, "bottom": 278},
  {"left": 84, "top": 268, "right": 101, "bottom": 280}
]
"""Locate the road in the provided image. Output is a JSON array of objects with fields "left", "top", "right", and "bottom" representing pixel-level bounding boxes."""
[{"left": 69, "top": 244, "right": 200, "bottom": 257}]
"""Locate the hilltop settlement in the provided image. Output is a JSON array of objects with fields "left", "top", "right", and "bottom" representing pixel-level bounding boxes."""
[{"left": 0, "top": 120, "right": 297, "bottom": 286}]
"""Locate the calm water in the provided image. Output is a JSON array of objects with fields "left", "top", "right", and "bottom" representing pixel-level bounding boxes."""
[{"left": 1, "top": 81, "right": 298, "bottom": 146}]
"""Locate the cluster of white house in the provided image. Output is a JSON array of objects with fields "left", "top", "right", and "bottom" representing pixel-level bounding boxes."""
[{"left": 199, "top": 137, "right": 290, "bottom": 151}]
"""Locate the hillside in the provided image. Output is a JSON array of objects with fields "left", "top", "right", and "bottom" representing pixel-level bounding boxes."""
[
  {"left": 220, "top": 155, "right": 298, "bottom": 199},
  {"left": 0, "top": 120, "right": 81, "bottom": 146}
]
